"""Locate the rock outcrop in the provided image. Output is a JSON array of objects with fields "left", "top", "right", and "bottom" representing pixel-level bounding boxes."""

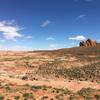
[{"left": 80, "top": 39, "right": 97, "bottom": 47}]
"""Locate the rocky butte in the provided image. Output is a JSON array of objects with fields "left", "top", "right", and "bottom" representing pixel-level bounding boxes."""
[{"left": 79, "top": 39, "right": 98, "bottom": 47}]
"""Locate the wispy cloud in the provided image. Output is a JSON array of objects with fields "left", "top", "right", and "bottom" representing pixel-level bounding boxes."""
[
  {"left": 41, "top": 20, "right": 51, "bottom": 27},
  {"left": 46, "top": 37, "right": 55, "bottom": 40},
  {"left": 25, "top": 35, "right": 33, "bottom": 39},
  {"left": 76, "top": 14, "right": 86, "bottom": 20},
  {"left": 49, "top": 44, "right": 56, "bottom": 48},
  {"left": 69, "top": 35, "right": 86, "bottom": 41},
  {"left": 48, "top": 43, "right": 58, "bottom": 50},
  {"left": 0, "top": 20, "right": 22, "bottom": 40}
]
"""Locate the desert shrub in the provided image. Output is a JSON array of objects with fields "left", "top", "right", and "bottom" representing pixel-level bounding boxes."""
[
  {"left": 95, "top": 94, "right": 100, "bottom": 100},
  {"left": 4, "top": 84, "right": 11, "bottom": 91},
  {"left": 34, "top": 61, "right": 100, "bottom": 82},
  {"left": 51, "top": 88, "right": 56, "bottom": 93},
  {"left": 69, "top": 94, "right": 81, "bottom": 100},
  {"left": 54, "top": 88, "right": 71, "bottom": 95},
  {"left": 60, "top": 88, "right": 71, "bottom": 95},
  {"left": 24, "top": 61, "right": 33, "bottom": 68},
  {"left": 41, "top": 85, "right": 48, "bottom": 91},
  {"left": 24, "top": 98, "right": 28, "bottom": 100},
  {"left": 0, "top": 82, "right": 2, "bottom": 87},
  {"left": 23, "top": 84, "right": 30, "bottom": 87},
  {"left": 50, "top": 98, "right": 54, "bottom": 100},
  {"left": 77, "top": 88, "right": 95, "bottom": 98},
  {"left": 21, "top": 76, "right": 28, "bottom": 80},
  {"left": 40, "top": 96, "right": 48, "bottom": 100},
  {"left": 0, "top": 95, "right": 4, "bottom": 100},
  {"left": 55, "top": 94, "right": 63, "bottom": 100},
  {"left": 14, "top": 96, "right": 20, "bottom": 100},
  {"left": 31, "top": 85, "right": 42, "bottom": 91},
  {"left": 23, "top": 93, "right": 35, "bottom": 99}
]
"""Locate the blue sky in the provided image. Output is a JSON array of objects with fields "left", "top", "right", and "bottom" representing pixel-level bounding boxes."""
[{"left": 0, "top": 0, "right": 100, "bottom": 50}]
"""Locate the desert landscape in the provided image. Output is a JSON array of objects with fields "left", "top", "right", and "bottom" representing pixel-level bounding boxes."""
[
  {"left": 0, "top": 0, "right": 100, "bottom": 99},
  {"left": 0, "top": 39, "right": 99, "bottom": 100}
]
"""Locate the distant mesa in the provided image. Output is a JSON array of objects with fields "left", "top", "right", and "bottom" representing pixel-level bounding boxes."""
[{"left": 79, "top": 38, "right": 98, "bottom": 47}]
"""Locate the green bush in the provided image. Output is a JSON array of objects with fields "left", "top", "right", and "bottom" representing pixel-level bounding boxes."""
[
  {"left": 31, "top": 85, "right": 42, "bottom": 91},
  {"left": 0, "top": 95, "right": 4, "bottom": 100},
  {"left": 23, "top": 93, "right": 35, "bottom": 99}
]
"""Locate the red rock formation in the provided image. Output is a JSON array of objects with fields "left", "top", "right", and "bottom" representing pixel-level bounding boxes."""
[{"left": 80, "top": 39, "right": 97, "bottom": 47}]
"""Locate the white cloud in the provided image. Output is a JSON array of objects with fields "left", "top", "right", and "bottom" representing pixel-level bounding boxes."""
[
  {"left": 46, "top": 37, "right": 55, "bottom": 40},
  {"left": 0, "top": 20, "right": 22, "bottom": 40},
  {"left": 76, "top": 14, "right": 86, "bottom": 20},
  {"left": 48, "top": 43, "right": 59, "bottom": 50},
  {"left": 69, "top": 35, "right": 86, "bottom": 41},
  {"left": 49, "top": 44, "right": 56, "bottom": 48},
  {"left": 41, "top": 20, "right": 51, "bottom": 27},
  {"left": 25, "top": 35, "right": 33, "bottom": 39}
]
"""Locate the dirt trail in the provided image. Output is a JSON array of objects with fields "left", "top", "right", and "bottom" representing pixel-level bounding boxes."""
[{"left": 0, "top": 76, "right": 99, "bottom": 92}]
